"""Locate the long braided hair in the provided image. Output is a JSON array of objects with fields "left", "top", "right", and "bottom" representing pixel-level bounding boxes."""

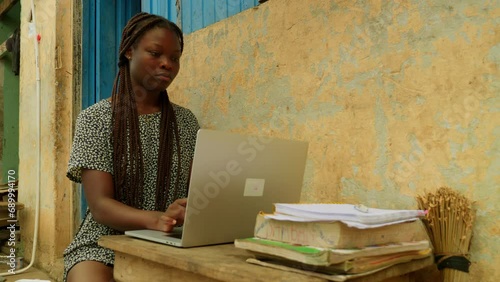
[{"left": 111, "top": 13, "right": 184, "bottom": 210}]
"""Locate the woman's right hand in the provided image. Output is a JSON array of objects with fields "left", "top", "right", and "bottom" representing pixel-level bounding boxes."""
[
  {"left": 152, "top": 198, "right": 187, "bottom": 232},
  {"left": 82, "top": 169, "right": 186, "bottom": 232}
]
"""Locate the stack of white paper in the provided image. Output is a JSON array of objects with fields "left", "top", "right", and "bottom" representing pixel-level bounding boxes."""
[{"left": 265, "top": 204, "right": 427, "bottom": 229}]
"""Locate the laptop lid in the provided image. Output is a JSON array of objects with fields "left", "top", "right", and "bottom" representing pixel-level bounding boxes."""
[
  {"left": 180, "top": 129, "right": 308, "bottom": 247},
  {"left": 126, "top": 129, "right": 308, "bottom": 247}
]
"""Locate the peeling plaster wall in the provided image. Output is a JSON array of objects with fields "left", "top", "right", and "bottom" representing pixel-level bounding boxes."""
[
  {"left": 18, "top": 0, "right": 74, "bottom": 279},
  {"left": 169, "top": 0, "right": 499, "bottom": 280}
]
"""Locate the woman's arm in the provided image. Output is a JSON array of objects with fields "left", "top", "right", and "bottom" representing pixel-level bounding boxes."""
[{"left": 82, "top": 169, "right": 184, "bottom": 232}]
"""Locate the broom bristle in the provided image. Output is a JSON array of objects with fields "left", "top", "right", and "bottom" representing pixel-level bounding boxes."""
[{"left": 416, "top": 187, "right": 475, "bottom": 282}]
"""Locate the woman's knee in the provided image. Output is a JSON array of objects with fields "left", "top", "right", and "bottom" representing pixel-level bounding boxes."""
[{"left": 67, "top": 260, "right": 113, "bottom": 282}]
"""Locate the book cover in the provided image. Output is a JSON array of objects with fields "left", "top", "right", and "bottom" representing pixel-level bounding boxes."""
[
  {"left": 246, "top": 255, "right": 434, "bottom": 282},
  {"left": 253, "top": 213, "right": 429, "bottom": 249},
  {"left": 252, "top": 248, "right": 432, "bottom": 274},
  {"left": 235, "top": 237, "right": 431, "bottom": 265}
]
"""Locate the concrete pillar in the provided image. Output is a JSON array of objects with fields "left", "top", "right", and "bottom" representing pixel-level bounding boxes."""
[{"left": 18, "top": 0, "right": 77, "bottom": 278}]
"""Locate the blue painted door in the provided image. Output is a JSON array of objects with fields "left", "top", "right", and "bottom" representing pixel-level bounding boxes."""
[
  {"left": 80, "top": 0, "right": 141, "bottom": 219},
  {"left": 141, "top": 0, "right": 178, "bottom": 24},
  {"left": 142, "top": 0, "right": 259, "bottom": 34},
  {"left": 82, "top": 0, "right": 141, "bottom": 109}
]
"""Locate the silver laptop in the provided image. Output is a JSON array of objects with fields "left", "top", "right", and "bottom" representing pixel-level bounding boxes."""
[{"left": 125, "top": 129, "right": 308, "bottom": 247}]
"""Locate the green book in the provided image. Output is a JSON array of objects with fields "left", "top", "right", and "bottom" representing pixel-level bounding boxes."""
[{"left": 235, "top": 237, "right": 431, "bottom": 273}]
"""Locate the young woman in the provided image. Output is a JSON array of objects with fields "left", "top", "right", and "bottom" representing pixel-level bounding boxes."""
[{"left": 64, "top": 13, "right": 199, "bottom": 281}]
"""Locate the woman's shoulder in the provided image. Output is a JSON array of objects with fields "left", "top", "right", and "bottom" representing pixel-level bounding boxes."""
[
  {"left": 171, "top": 103, "right": 200, "bottom": 137},
  {"left": 77, "top": 99, "right": 112, "bottom": 124},
  {"left": 171, "top": 103, "right": 198, "bottom": 122}
]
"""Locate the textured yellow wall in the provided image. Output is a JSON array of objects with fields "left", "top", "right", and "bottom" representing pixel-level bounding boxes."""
[
  {"left": 170, "top": 0, "right": 499, "bottom": 280},
  {"left": 18, "top": 0, "right": 74, "bottom": 279}
]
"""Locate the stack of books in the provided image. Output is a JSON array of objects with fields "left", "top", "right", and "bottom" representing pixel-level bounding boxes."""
[{"left": 235, "top": 204, "right": 434, "bottom": 281}]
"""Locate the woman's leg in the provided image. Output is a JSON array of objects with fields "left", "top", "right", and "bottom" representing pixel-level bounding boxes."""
[{"left": 67, "top": 261, "right": 114, "bottom": 282}]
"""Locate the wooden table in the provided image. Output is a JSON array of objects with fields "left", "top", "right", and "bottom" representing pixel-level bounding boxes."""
[
  {"left": 99, "top": 235, "right": 326, "bottom": 282},
  {"left": 99, "top": 235, "right": 432, "bottom": 282}
]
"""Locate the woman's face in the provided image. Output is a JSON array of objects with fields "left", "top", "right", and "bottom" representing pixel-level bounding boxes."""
[{"left": 127, "top": 27, "right": 182, "bottom": 96}]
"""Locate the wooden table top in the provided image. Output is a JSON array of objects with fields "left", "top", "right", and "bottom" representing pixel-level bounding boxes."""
[{"left": 99, "top": 235, "right": 326, "bottom": 282}]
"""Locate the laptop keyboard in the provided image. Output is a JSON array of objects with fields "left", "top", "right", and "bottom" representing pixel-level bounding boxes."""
[{"left": 168, "top": 232, "right": 182, "bottom": 239}]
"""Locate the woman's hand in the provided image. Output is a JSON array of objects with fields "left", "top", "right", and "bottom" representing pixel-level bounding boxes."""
[
  {"left": 153, "top": 198, "right": 187, "bottom": 232},
  {"left": 82, "top": 167, "right": 188, "bottom": 233}
]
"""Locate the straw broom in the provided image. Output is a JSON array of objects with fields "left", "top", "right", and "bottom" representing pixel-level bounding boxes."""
[{"left": 416, "top": 187, "right": 475, "bottom": 282}]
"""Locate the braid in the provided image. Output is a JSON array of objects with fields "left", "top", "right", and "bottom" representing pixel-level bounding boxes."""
[
  {"left": 155, "top": 93, "right": 182, "bottom": 209},
  {"left": 111, "top": 12, "right": 184, "bottom": 210}
]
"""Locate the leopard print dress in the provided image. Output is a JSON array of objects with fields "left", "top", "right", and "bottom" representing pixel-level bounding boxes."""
[{"left": 63, "top": 99, "right": 199, "bottom": 281}]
